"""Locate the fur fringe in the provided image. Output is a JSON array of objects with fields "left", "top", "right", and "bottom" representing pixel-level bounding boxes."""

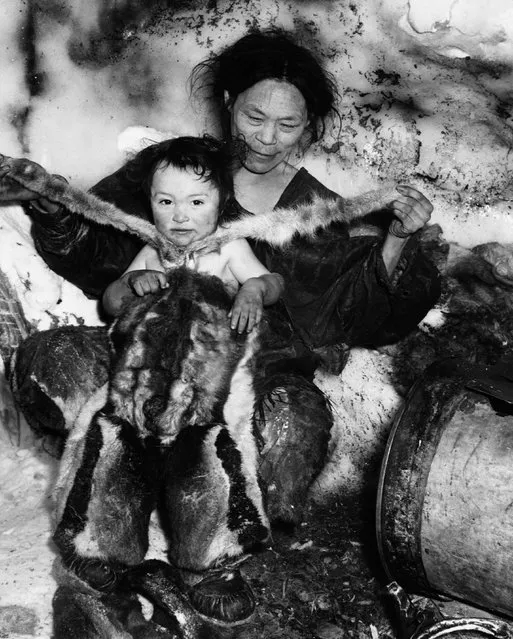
[
  {"left": 1, "top": 154, "right": 397, "bottom": 269},
  {"left": 188, "top": 188, "right": 397, "bottom": 259}
]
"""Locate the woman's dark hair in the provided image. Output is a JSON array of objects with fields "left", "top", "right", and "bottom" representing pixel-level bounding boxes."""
[
  {"left": 124, "top": 135, "right": 238, "bottom": 222},
  {"left": 190, "top": 28, "right": 340, "bottom": 146}
]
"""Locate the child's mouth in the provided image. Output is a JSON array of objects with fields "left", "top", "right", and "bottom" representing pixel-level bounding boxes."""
[{"left": 166, "top": 229, "right": 196, "bottom": 245}]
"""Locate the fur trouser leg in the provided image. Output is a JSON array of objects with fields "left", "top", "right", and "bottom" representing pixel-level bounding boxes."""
[
  {"left": 162, "top": 424, "right": 270, "bottom": 573},
  {"left": 255, "top": 373, "right": 333, "bottom": 526},
  {"left": 53, "top": 407, "right": 160, "bottom": 590}
]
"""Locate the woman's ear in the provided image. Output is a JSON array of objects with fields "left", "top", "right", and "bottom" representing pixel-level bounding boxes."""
[{"left": 224, "top": 90, "right": 232, "bottom": 110}]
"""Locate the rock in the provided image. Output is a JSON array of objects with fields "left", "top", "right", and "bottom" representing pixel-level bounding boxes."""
[
  {"left": 315, "top": 621, "right": 345, "bottom": 639},
  {"left": 0, "top": 605, "right": 38, "bottom": 634}
]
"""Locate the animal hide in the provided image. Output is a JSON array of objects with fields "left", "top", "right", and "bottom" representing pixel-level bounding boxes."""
[{"left": 389, "top": 227, "right": 513, "bottom": 392}]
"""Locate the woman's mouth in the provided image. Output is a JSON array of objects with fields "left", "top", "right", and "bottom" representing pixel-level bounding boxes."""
[{"left": 250, "top": 150, "right": 275, "bottom": 159}]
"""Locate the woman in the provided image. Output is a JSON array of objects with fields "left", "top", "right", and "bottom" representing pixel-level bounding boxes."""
[
  {"left": 15, "top": 31, "right": 438, "bottom": 342},
  {"left": 4, "top": 28, "right": 440, "bottom": 631}
]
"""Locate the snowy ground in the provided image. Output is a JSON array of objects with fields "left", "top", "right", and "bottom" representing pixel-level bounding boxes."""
[
  {"left": 0, "top": 419, "right": 56, "bottom": 638},
  {"left": 0, "top": 203, "right": 102, "bottom": 637}
]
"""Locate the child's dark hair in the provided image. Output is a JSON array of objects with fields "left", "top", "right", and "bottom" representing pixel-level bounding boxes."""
[{"left": 124, "top": 135, "right": 238, "bottom": 222}]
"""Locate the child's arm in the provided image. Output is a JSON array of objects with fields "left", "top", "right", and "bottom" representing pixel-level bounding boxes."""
[
  {"left": 102, "top": 246, "right": 169, "bottom": 317},
  {"left": 227, "top": 239, "right": 285, "bottom": 333}
]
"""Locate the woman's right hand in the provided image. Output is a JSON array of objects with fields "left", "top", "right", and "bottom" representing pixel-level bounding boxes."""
[
  {"left": 125, "top": 270, "right": 169, "bottom": 297},
  {"left": 0, "top": 154, "right": 66, "bottom": 215},
  {"left": 0, "top": 171, "right": 39, "bottom": 202},
  {"left": 0, "top": 153, "right": 49, "bottom": 200}
]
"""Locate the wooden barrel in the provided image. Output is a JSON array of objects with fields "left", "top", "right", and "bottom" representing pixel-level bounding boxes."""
[{"left": 376, "top": 359, "right": 513, "bottom": 618}]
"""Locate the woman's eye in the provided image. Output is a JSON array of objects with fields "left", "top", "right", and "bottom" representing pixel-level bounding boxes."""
[
  {"left": 247, "top": 114, "right": 263, "bottom": 123},
  {"left": 280, "top": 123, "right": 299, "bottom": 131}
]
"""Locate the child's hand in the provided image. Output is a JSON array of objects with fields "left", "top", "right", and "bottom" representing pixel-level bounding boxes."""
[
  {"left": 229, "top": 279, "right": 265, "bottom": 333},
  {"left": 125, "top": 270, "right": 169, "bottom": 297}
]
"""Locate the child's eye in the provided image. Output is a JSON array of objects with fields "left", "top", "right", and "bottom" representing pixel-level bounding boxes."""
[
  {"left": 192, "top": 199, "right": 204, "bottom": 206},
  {"left": 159, "top": 198, "right": 172, "bottom": 206}
]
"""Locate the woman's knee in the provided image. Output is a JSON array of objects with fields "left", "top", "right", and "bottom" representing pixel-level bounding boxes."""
[
  {"left": 11, "top": 325, "right": 110, "bottom": 435},
  {"left": 255, "top": 374, "right": 333, "bottom": 525}
]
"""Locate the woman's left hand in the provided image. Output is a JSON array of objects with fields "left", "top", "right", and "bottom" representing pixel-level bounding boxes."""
[{"left": 389, "top": 185, "right": 433, "bottom": 238}]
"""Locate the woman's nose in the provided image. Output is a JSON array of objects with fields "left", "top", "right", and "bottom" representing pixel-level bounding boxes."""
[{"left": 256, "top": 121, "right": 277, "bottom": 145}]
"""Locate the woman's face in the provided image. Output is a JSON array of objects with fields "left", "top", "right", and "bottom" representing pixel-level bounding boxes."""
[
  {"left": 228, "top": 79, "right": 309, "bottom": 175},
  {"left": 150, "top": 164, "right": 220, "bottom": 246}
]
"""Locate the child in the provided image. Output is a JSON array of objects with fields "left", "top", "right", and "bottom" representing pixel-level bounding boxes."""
[{"left": 102, "top": 136, "right": 284, "bottom": 332}]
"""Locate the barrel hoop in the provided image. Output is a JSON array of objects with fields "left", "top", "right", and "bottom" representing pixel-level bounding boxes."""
[
  {"left": 376, "top": 363, "right": 469, "bottom": 593},
  {"left": 415, "top": 617, "right": 513, "bottom": 639}
]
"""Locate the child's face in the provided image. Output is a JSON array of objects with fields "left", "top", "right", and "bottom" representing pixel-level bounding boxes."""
[{"left": 150, "top": 164, "right": 220, "bottom": 247}]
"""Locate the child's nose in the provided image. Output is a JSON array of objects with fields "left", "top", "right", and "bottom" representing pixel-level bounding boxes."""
[{"left": 172, "top": 206, "right": 189, "bottom": 222}]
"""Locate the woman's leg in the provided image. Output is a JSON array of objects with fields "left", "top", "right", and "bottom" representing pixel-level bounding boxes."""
[
  {"left": 255, "top": 371, "right": 333, "bottom": 527},
  {"left": 253, "top": 310, "right": 334, "bottom": 527}
]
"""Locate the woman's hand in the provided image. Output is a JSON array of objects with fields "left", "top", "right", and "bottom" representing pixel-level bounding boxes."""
[
  {"left": 389, "top": 185, "right": 433, "bottom": 238},
  {"left": 0, "top": 156, "right": 41, "bottom": 202},
  {"left": 229, "top": 279, "right": 265, "bottom": 333},
  {"left": 125, "top": 270, "right": 169, "bottom": 297},
  {"left": 0, "top": 153, "right": 55, "bottom": 199},
  {"left": 0, "top": 153, "right": 68, "bottom": 215},
  {"left": 381, "top": 186, "right": 434, "bottom": 276}
]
